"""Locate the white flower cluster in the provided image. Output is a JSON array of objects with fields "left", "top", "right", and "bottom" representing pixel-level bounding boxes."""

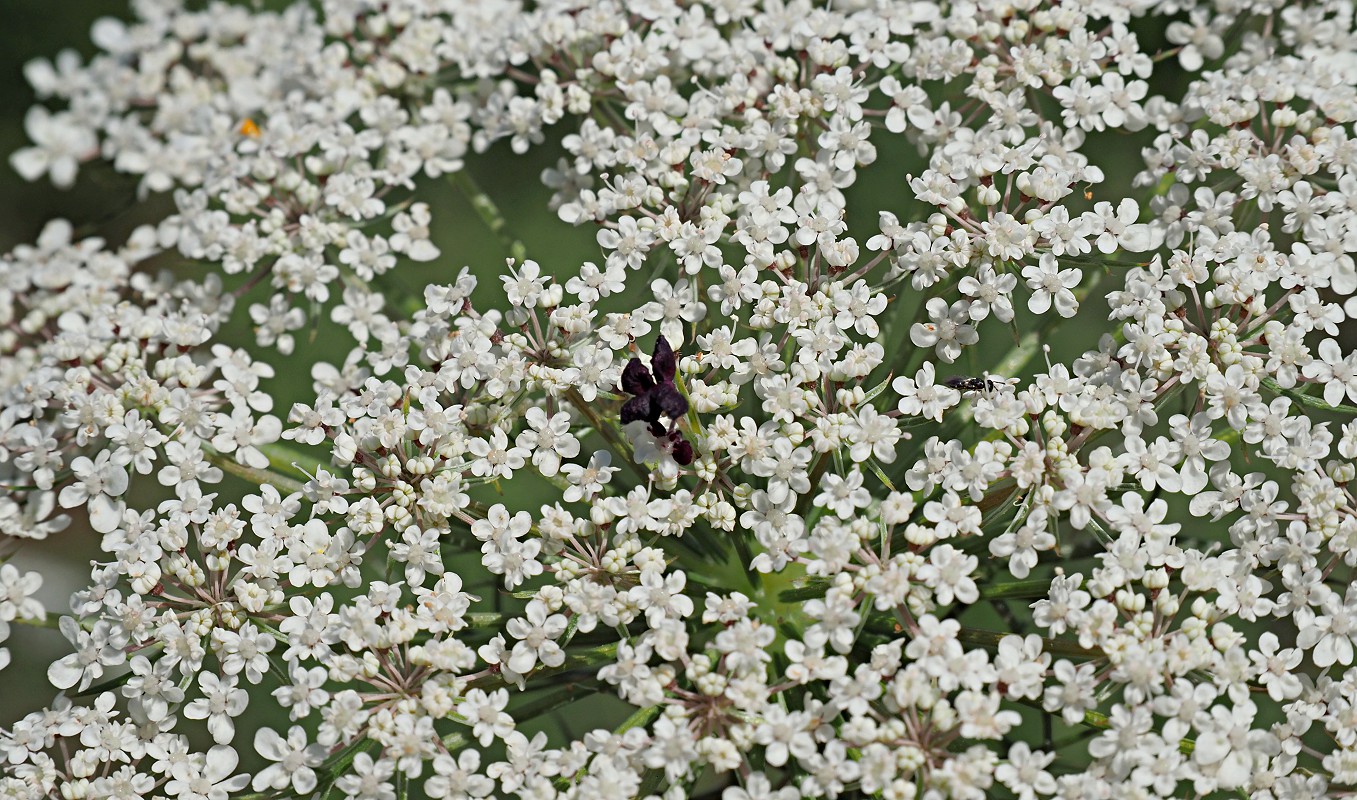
[{"left": 2, "top": 0, "right": 1357, "bottom": 798}]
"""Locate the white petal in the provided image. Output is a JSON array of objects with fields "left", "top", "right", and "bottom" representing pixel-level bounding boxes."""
[
  {"left": 1193, "top": 731, "right": 1230, "bottom": 766},
  {"left": 9, "top": 148, "right": 51, "bottom": 182},
  {"left": 47, "top": 654, "right": 86, "bottom": 690},
  {"left": 407, "top": 239, "right": 440, "bottom": 262},
  {"left": 87, "top": 495, "right": 122, "bottom": 533},
  {"left": 1119, "top": 224, "right": 1161, "bottom": 252}
]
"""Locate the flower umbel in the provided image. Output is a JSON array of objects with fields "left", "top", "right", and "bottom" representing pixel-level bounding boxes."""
[{"left": 2, "top": 1, "right": 1357, "bottom": 799}]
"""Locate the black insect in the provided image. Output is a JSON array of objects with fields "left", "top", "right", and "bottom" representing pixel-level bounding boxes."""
[
  {"left": 619, "top": 336, "right": 695, "bottom": 465},
  {"left": 944, "top": 375, "right": 1002, "bottom": 393}
]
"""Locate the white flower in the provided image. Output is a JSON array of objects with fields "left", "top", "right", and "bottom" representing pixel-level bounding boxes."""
[
  {"left": 0, "top": 564, "right": 45, "bottom": 623},
  {"left": 1300, "top": 337, "right": 1357, "bottom": 407},
  {"left": 893, "top": 362, "right": 961, "bottom": 422},
  {"left": 468, "top": 429, "right": 528, "bottom": 480},
  {"left": 1022, "top": 254, "right": 1082, "bottom": 317},
  {"left": 996, "top": 742, "right": 1057, "bottom": 800},
  {"left": 988, "top": 509, "right": 1056, "bottom": 579},
  {"left": 815, "top": 468, "right": 871, "bottom": 519},
  {"left": 251, "top": 725, "right": 327, "bottom": 794},
  {"left": 334, "top": 752, "right": 396, "bottom": 800},
  {"left": 910, "top": 298, "right": 978, "bottom": 363},
  {"left": 561, "top": 450, "right": 617, "bottom": 502},
  {"left": 1295, "top": 586, "right": 1357, "bottom": 668},
  {"left": 184, "top": 672, "right": 249, "bottom": 745},
  {"left": 919, "top": 544, "right": 979, "bottom": 605},
  {"left": 9, "top": 106, "right": 95, "bottom": 188},
  {"left": 426, "top": 750, "right": 494, "bottom": 799},
  {"left": 388, "top": 526, "right": 444, "bottom": 587},
  {"left": 460, "top": 688, "right": 515, "bottom": 746},
  {"left": 390, "top": 203, "right": 440, "bottom": 261},
  {"left": 210, "top": 409, "right": 284, "bottom": 470},
  {"left": 5, "top": 1, "right": 1357, "bottom": 793},
  {"left": 1192, "top": 700, "right": 1276, "bottom": 792},
  {"left": 57, "top": 451, "right": 129, "bottom": 533},
  {"left": 504, "top": 600, "right": 568, "bottom": 674},
  {"left": 164, "top": 746, "right": 249, "bottom": 800}
]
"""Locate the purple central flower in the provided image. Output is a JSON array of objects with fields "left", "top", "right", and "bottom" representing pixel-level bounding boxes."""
[{"left": 619, "top": 336, "right": 695, "bottom": 465}]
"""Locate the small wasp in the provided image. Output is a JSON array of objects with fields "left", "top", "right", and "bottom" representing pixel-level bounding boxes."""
[{"left": 944, "top": 374, "right": 1010, "bottom": 394}]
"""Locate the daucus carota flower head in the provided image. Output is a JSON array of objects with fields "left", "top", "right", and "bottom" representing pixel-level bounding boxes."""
[{"left": 1, "top": 1, "right": 1356, "bottom": 798}]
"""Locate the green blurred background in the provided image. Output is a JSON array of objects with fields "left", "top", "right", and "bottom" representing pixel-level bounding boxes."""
[{"left": 0, "top": 1, "right": 132, "bottom": 252}]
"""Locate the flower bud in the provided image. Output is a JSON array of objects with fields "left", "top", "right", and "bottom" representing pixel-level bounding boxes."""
[
  {"left": 1271, "top": 107, "right": 1297, "bottom": 128},
  {"left": 1142, "top": 568, "right": 1169, "bottom": 591}
]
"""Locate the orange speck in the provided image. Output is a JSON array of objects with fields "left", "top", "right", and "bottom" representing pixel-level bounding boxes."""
[{"left": 239, "top": 118, "right": 260, "bottom": 138}]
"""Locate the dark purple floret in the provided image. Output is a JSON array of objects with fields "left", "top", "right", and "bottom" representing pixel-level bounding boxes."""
[
  {"left": 650, "top": 335, "right": 678, "bottom": 383},
  {"left": 618, "top": 336, "right": 696, "bottom": 465},
  {"left": 620, "top": 357, "right": 655, "bottom": 395},
  {"left": 620, "top": 336, "right": 689, "bottom": 426},
  {"left": 670, "top": 435, "right": 694, "bottom": 465}
]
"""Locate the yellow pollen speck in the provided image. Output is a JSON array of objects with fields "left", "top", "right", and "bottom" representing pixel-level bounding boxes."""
[{"left": 238, "top": 118, "right": 260, "bottom": 137}]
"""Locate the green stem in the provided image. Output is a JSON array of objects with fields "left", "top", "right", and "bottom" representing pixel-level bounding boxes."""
[
  {"left": 204, "top": 449, "right": 307, "bottom": 495},
  {"left": 451, "top": 170, "right": 527, "bottom": 262},
  {"left": 10, "top": 615, "right": 61, "bottom": 630},
  {"left": 1013, "top": 696, "right": 1196, "bottom": 756},
  {"left": 616, "top": 703, "right": 662, "bottom": 733},
  {"left": 979, "top": 578, "right": 1055, "bottom": 601},
  {"left": 468, "top": 642, "right": 620, "bottom": 691},
  {"left": 564, "top": 388, "right": 651, "bottom": 485},
  {"left": 954, "top": 626, "right": 1104, "bottom": 661},
  {"left": 258, "top": 441, "right": 327, "bottom": 482},
  {"left": 1262, "top": 377, "right": 1357, "bottom": 415}
]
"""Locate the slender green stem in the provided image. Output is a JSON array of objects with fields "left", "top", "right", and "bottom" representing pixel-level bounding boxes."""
[
  {"left": 204, "top": 449, "right": 307, "bottom": 494},
  {"left": 979, "top": 578, "right": 1055, "bottom": 601},
  {"left": 451, "top": 170, "right": 527, "bottom": 262},
  {"left": 955, "top": 626, "right": 1104, "bottom": 660},
  {"left": 1013, "top": 696, "right": 1196, "bottom": 756},
  {"left": 564, "top": 388, "right": 651, "bottom": 485},
  {"left": 1263, "top": 377, "right": 1357, "bottom": 415},
  {"left": 10, "top": 615, "right": 61, "bottom": 630},
  {"left": 467, "top": 642, "right": 620, "bottom": 691},
  {"left": 616, "top": 703, "right": 662, "bottom": 733}
]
